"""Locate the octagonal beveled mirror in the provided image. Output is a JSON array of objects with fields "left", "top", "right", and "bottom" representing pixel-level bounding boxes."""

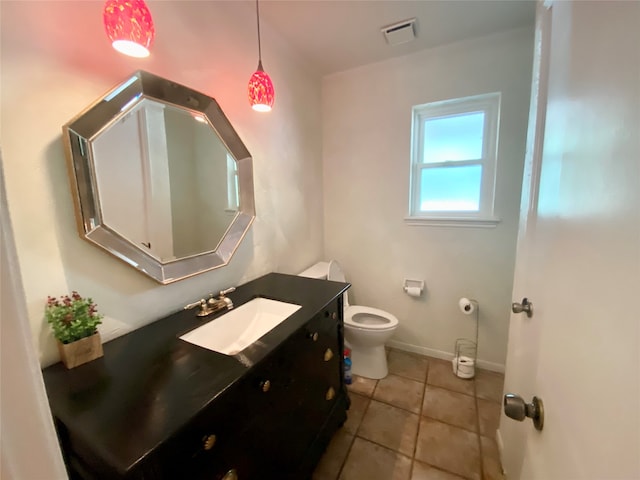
[{"left": 63, "top": 70, "right": 255, "bottom": 284}]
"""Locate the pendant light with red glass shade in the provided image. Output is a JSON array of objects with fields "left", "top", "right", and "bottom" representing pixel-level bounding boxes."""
[
  {"left": 103, "top": 0, "right": 155, "bottom": 58},
  {"left": 248, "top": 0, "right": 275, "bottom": 112}
]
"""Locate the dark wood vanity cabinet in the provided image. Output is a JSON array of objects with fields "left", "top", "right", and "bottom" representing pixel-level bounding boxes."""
[
  {"left": 258, "top": 307, "right": 345, "bottom": 475},
  {"left": 166, "top": 301, "right": 346, "bottom": 480},
  {"left": 43, "top": 274, "right": 350, "bottom": 480}
]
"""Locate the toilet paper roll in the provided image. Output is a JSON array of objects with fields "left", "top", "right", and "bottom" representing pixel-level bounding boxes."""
[
  {"left": 452, "top": 356, "right": 476, "bottom": 378},
  {"left": 405, "top": 286, "right": 422, "bottom": 297},
  {"left": 458, "top": 297, "right": 477, "bottom": 315}
]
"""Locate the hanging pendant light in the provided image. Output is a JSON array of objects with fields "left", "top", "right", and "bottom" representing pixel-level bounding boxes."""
[
  {"left": 248, "top": 0, "right": 275, "bottom": 112},
  {"left": 103, "top": 0, "right": 155, "bottom": 58}
]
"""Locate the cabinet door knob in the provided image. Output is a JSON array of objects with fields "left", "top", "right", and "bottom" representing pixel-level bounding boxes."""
[
  {"left": 260, "top": 380, "right": 271, "bottom": 393},
  {"left": 202, "top": 434, "right": 217, "bottom": 450},
  {"left": 308, "top": 332, "right": 319, "bottom": 342},
  {"left": 325, "top": 387, "right": 336, "bottom": 401},
  {"left": 324, "top": 348, "right": 334, "bottom": 361},
  {"left": 222, "top": 469, "right": 238, "bottom": 480},
  {"left": 331, "top": 312, "right": 337, "bottom": 320}
]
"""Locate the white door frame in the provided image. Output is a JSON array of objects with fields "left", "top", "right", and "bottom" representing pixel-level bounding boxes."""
[{"left": 0, "top": 153, "right": 68, "bottom": 479}]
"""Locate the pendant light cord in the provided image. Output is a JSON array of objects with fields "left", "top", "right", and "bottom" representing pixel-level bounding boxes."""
[{"left": 256, "top": 0, "right": 263, "bottom": 64}]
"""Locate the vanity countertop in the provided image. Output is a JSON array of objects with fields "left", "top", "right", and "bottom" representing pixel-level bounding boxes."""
[{"left": 41, "top": 273, "right": 350, "bottom": 477}]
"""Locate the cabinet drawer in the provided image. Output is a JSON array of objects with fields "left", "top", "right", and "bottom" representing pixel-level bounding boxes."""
[
  {"left": 305, "top": 304, "right": 340, "bottom": 340},
  {"left": 164, "top": 400, "right": 244, "bottom": 476},
  {"left": 302, "top": 303, "right": 342, "bottom": 384},
  {"left": 163, "top": 364, "right": 278, "bottom": 478}
]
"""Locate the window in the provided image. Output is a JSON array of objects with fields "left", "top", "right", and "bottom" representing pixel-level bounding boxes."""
[
  {"left": 408, "top": 93, "right": 500, "bottom": 226},
  {"left": 226, "top": 154, "right": 239, "bottom": 211}
]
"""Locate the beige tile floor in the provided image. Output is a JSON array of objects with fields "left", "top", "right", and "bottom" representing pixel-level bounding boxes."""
[{"left": 313, "top": 349, "right": 505, "bottom": 480}]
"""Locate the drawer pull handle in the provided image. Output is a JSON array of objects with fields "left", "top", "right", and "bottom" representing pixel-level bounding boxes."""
[
  {"left": 309, "top": 332, "right": 319, "bottom": 341},
  {"left": 324, "top": 348, "right": 334, "bottom": 361},
  {"left": 202, "top": 434, "right": 217, "bottom": 450},
  {"left": 326, "top": 387, "right": 336, "bottom": 401},
  {"left": 222, "top": 469, "right": 238, "bottom": 480},
  {"left": 260, "top": 380, "right": 271, "bottom": 392}
]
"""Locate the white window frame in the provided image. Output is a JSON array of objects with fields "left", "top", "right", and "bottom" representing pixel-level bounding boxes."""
[
  {"left": 406, "top": 92, "right": 501, "bottom": 227},
  {"left": 226, "top": 153, "right": 239, "bottom": 212}
]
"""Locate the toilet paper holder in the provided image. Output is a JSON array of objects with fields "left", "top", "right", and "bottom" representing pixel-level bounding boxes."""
[
  {"left": 403, "top": 279, "right": 424, "bottom": 295},
  {"left": 452, "top": 296, "right": 479, "bottom": 379}
]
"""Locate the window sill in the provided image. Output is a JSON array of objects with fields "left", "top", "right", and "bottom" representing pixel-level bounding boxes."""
[{"left": 404, "top": 216, "right": 501, "bottom": 228}]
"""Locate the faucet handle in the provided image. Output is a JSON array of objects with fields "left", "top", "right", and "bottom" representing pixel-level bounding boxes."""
[
  {"left": 184, "top": 299, "right": 214, "bottom": 317},
  {"left": 206, "top": 289, "right": 235, "bottom": 311},
  {"left": 185, "top": 299, "right": 206, "bottom": 310},
  {"left": 219, "top": 287, "right": 236, "bottom": 297}
]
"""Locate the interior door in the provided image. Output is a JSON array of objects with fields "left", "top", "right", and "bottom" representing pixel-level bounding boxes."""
[
  {"left": 499, "top": 1, "right": 640, "bottom": 479},
  {"left": 498, "top": 2, "right": 551, "bottom": 475}
]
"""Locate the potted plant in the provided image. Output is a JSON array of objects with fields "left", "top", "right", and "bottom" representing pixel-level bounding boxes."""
[{"left": 46, "top": 291, "right": 104, "bottom": 369}]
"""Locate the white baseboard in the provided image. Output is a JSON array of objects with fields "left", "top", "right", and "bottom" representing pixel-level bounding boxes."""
[{"left": 386, "top": 339, "right": 505, "bottom": 373}]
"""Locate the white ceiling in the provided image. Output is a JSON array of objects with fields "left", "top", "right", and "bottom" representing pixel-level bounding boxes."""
[{"left": 257, "top": 0, "right": 536, "bottom": 76}]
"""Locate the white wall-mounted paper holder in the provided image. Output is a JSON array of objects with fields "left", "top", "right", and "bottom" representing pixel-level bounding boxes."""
[{"left": 403, "top": 279, "right": 424, "bottom": 293}]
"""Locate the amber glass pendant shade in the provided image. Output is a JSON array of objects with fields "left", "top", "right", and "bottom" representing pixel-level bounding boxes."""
[
  {"left": 103, "top": 0, "right": 155, "bottom": 58},
  {"left": 248, "top": 61, "right": 275, "bottom": 112}
]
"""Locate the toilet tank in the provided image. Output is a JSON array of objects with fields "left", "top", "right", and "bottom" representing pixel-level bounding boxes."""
[{"left": 298, "top": 262, "right": 329, "bottom": 279}]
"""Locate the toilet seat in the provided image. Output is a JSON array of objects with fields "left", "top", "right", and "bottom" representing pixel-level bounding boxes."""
[
  {"left": 328, "top": 260, "right": 346, "bottom": 283},
  {"left": 345, "top": 305, "right": 399, "bottom": 331}
]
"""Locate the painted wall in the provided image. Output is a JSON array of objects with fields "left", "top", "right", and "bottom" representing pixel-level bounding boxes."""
[
  {"left": 0, "top": 0, "right": 324, "bottom": 367},
  {"left": 322, "top": 27, "right": 534, "bottom": 369}
]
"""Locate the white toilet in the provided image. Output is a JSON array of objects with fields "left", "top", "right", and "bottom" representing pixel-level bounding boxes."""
[{"left": 298, "top": 260, "right": 399, "bottom": 379}]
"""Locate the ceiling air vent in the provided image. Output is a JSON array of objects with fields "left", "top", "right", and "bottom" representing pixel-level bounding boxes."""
[{"left": 381, "top": 18, "right": 417, "bottom": 46}]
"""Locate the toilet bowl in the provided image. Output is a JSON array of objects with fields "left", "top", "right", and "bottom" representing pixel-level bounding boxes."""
[{"left": 298, "top": 260, "right": 399, "bottom": 379}]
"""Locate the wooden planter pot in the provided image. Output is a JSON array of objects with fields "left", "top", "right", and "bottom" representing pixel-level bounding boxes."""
[{"left": 57, "top": 332, "right": 103, "bottom": 369}]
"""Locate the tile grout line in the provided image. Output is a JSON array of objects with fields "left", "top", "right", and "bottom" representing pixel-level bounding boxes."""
[
  {"left": 343, "top": 353, "right": 502, "bottom": 480},
  {"left": 420, "top": 412, "right": 479, "bottom": 435},
  {"left": 473, "top": 373, "right": 486, "bottom": 480},
  {"left": 351, "top": 436, "right": 414, "bottom": 463},
  {"left": 335, "top": 380, "right": 376, "bottom": 479},
  {"left": 384, "top": 355, "right": 482, "bottom": 479},
  {"left": 411, "top": 359, "right": 431, "bottom": 478},
  {"left": 347, "top": 390, "right": 484, "bottom": 474},
  {"left": 364, "top": 396, "right": 421, "bottom": 416},
  {"left": 334, "top": 431, "right": 357, "bottom": 480},
  {"left": 353, "top": 388, "right": 480, "bottom": 435},
  {"left": 388, "top": 364, "right": 478, "bottom": 397}
]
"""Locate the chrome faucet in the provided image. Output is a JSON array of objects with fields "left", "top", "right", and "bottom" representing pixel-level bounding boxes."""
[
  {"left": 184, "top": 298, "right": 212, "bottom": 317},
  {"left": 184, "top": 287, "right": 235, "bottom": 317},
  {"left": 208, "top": 287, "right": 235, "bottom": 314}
]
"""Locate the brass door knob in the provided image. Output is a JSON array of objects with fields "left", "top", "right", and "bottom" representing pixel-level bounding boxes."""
[
  {"left": 222, "top": 469, "right": 238, "bottom": 480},
  {"left": 260, "top": 380, "right": 271, "bottom": 392},
  {"left": 324, "top": 348, "right": 334, "bottom": 361},
  {"left": 325, "top": 387, "right": 336, "bottom": 401},
  {"left": 308, "top": 332, "right": 319, "bottom": 341},
  {"left": 202, "top": 434, "right": 217, "bottom": 450}
]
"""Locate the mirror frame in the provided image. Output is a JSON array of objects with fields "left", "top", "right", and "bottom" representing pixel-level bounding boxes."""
[{"left": 63, "top": 70, "right": 255, "bottom": 284}]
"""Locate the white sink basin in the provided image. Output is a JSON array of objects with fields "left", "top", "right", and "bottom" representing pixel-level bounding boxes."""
[{"left": 179, "top": 297, "right": 302, "bottom": 355}]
